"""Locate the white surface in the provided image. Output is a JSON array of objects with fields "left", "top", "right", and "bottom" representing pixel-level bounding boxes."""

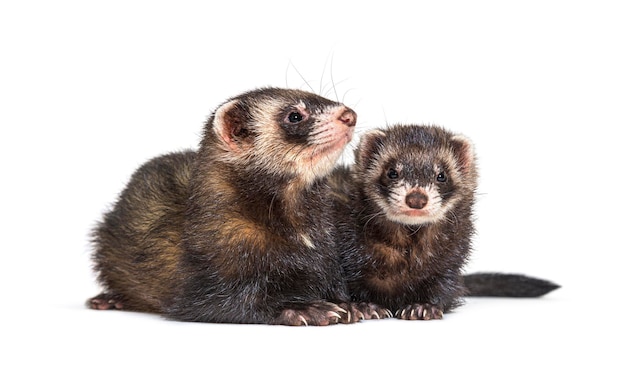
[{"left": 1, "top": 1, "right": 624, "bottom": 371}]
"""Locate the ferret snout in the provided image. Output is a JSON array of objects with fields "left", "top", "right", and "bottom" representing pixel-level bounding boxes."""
[
  {"left": 405, "top": 191, "right": 428, "bottom": 209},
  {"left": 336, "top": 108, "right": 357, "bottom": 127}
]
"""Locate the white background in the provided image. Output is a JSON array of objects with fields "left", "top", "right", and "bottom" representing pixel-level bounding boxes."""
[{"left": 1, "top": 0, "right": 624, "bottom": 370}]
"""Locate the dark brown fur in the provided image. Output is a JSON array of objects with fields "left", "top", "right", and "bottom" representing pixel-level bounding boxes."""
[
  {"left": 88, "top": 87, "right": 384, "bottom": 325},
  {"left": 333, "top": 124, "right": 558, "bottom": 320}
]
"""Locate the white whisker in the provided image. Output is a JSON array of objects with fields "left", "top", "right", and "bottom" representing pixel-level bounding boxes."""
[
  {"left": 362, "top": 210, "right": 386, "bottom": 234},
  {"left": 309, "top": 126, "right": 333, "bottom": 138},
  {"left": 329, "top": 52, "right": 339, "bottom": 102},
  {"left": 287, "top": 59, "right": 315, "bottom": 93}
]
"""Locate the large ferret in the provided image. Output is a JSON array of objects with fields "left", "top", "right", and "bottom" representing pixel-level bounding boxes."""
[
  {"left": 332, "top": 124, "right": 559, "bottom": 320},
  {"left": 87, "top": 87, "right": 383, "bottom": 325}
]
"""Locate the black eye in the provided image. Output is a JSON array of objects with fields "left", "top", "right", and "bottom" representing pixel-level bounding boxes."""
[
  {"left": 387, "top": 169, "right": 399, "bottom": 179},
  {"left": 436, "top": 172, "right": 447, "bottom": 182},
  {"left": 287, "top": 112, "right": 303, "bottom": 123}
]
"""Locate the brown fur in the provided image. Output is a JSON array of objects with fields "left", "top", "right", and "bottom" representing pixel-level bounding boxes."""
[
  {"left": 88, "top": 87, "right": 385, "bottom": 325},
  {"left": 332, "top": 124, "right": 559, "bottom": 320},
  {"left": 90, "top": 151, "right": 193, "bottom": 312},
  {"left": 333, "top": 124, "right": 478, "bottom": 320}
]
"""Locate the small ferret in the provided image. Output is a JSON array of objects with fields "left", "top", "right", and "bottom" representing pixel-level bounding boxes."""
[
  {"left": 331, "top": 124, "right": 559, "bottom": 320},
  {"left": 87, "top": 87, "right": 384, "bottom": 325}
]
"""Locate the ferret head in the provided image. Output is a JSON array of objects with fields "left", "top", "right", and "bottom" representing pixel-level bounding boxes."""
[
  {"left": 355, "top": 124, "right": 477, "bottom": 226},
  {"left": 206, "top": 88, "right": 356, "bottom": 185}
]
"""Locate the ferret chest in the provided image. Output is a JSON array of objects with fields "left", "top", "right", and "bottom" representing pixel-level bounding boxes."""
[{"left": 364, "top": 229, "right": 435, "bottom": 291}]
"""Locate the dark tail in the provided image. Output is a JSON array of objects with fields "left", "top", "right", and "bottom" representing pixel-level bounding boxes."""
[{"left": 463, "top": 272, "right": 560, "bottom": 297}]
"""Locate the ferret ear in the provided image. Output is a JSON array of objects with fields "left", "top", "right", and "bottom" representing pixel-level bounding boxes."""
[
  {"left": 450, "top": 134, "right": 475, "bottom": 174},
  {"left": 355, "top": 129, "right": 386, "bottom": 166},
  {"left": 212, "top": 99, "right": 252, "bottom": 152}
]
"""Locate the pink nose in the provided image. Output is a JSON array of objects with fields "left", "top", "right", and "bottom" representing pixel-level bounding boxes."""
[
  {"left": 337, "top": 108, "right": 357, "bottom": 127},
  {"left": 405, "top": 192, "right": 428, "bottom": 209}
]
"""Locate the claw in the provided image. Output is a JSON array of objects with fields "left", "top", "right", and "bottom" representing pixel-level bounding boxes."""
[{"left": 329, "top": 311, "right": 341, "bottom": 320}]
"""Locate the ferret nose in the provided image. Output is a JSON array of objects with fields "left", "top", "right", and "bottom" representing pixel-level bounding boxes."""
[
  {"left": 337, "top": 108, "right": 357, "bottom": 127},
  {"left": 405, "top": 192, "right": 428, "bottom": 209}
]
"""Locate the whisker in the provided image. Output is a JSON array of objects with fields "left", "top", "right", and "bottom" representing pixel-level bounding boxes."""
[
  {"left": 407, "top": 224, "right": 423, "bottom": 237},
  {"left": 308, "top": 126, "right": 332, "bottom": 138},
  {"left": 431, "top": 194, "right": 444, "bottom": 202},
  {"left": 382, "top": 106, "right": 389, "bottom": 128},
  {"left": 363, "top": 210, "right": 386, "bottom": 233},
  {"left": 355, "top": 203, "right": 377, "bottom": 220},
  {"left": 388, "top": 190, "right": 404, "bottom": 200},
  {"left": 434, "top": 190, "right": 448, "bottom": 196},
  {"left": 329, "top": 52, "right": 339, "bottom": 102},
  {"left": 341, "top": 87, "right": 357, "bottom": 105},
  {"left": 319, "top": 52, "right": 331, "bottom": 96},
  {"left": 288, "top": 59, "right": 315, "bottom": 93},
  {"left": 446, "top": 210, "right": 459, "bottom": 226},
  {"left": 322, "top": 77, "right": 351, "bottom": 99},
  {"left": 308, "top": 135, "right": 337, "bottom": 147}
]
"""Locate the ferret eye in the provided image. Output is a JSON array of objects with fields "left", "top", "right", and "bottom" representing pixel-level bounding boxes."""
[
  {"left": 436, "top": 172, "right": 447, "bottom": 182},
  {"left": 387, "top": 169, "right": 399, "bottom": 179},
  {"left": 287, "top": 112, "right": 304, "bottom": 123}
]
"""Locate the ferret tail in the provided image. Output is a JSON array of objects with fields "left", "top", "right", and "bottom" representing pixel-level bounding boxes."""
[{"left": 463, "top": 272, "right": 560, "bottom": 297}]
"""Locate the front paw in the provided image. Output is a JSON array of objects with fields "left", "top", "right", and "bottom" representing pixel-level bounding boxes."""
[
  {"left": 274, "top": 302, "right": 348, "bottom": 326},
  {"left": 333, "top": 302, "right": 392, "bottom": 323},
  {"left": 350, "top": 302, "right": 393, "bottom": 320},
  {"left": 395, "top": 303, "right": 443, "bottom": 320}
]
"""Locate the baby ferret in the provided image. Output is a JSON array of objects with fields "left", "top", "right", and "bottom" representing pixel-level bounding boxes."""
[
  {"left": 88, "top": 87, "right": 383, "bottom": 325},
  {"left": 332, "top": 124, "right": 559, "bottom": 320}
]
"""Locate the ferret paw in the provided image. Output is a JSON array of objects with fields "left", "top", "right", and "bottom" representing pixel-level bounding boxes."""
[
  {"left": 87, "top": 293, "right": 125, "bottom": 310},
  {"left": 349, "top": 302, "right": 393, "bottom": 320},
  {"left": 395, "top": 303, "right": 443, "bottom": 320},
  {"left": 274, "top": 302, "right": 350, "bottom": 326}
]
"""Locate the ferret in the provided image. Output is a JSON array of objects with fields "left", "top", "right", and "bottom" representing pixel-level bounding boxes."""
[
  {"left": 332, "top": 124, "right": 559, "bottom": 320},
  {"left": 87, "top": 87, "right": 385, "bottom": 325}
]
